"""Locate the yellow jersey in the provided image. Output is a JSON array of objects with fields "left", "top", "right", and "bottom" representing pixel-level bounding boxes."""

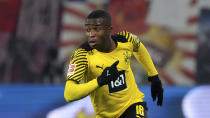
[{"left": 67, "top": 31, "right": 158, "bottom": 118}]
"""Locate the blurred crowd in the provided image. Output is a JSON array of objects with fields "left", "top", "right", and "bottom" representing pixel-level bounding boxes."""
[
  {"left": 0, "top": 36, "right": 65, "bottom": 84},
  {"left": 1, "top": 0, "right": 210, "bottom": 85}
]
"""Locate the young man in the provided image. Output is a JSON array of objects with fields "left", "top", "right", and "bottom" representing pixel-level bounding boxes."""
[{"left": 64, "top": 10, "right": 163, "bottom": 118}]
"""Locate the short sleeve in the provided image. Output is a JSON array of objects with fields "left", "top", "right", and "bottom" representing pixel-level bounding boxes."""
[{"left": 66, "top": 48, "right": 88, "bottom": 82}]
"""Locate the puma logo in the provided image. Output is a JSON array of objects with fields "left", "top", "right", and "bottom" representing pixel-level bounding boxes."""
[{"left": 96, "top": 65, "right": 103, "bottom": 70}]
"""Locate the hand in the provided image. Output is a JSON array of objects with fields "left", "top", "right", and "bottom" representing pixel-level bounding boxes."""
[
  {"left": 97, "top": 61, "right": 119, "bottom": 87},
  {"left": 148, "top": 75, "right": 163, "bottom": 106}
]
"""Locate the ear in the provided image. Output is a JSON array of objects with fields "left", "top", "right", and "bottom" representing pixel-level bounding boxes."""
[{"left": 107, "top": 26, "right": 112, "bottom": 34}]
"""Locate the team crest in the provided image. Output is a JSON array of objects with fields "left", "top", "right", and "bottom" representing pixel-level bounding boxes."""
[{"left": 123, "top": 51, "right": 130, "bottom": 65}]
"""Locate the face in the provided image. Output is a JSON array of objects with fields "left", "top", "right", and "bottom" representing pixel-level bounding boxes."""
[{"left": 85, "top": 18, "right": 112, "bottom": 50}]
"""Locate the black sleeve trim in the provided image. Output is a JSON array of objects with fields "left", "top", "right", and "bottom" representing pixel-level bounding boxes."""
[{"left": 111, "top": 34, "right": 128, "bottom": 43}]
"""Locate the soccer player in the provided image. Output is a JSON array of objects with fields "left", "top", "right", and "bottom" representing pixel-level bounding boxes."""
[{"left": 64, "top": 10, "right": 163, "bottom": 118}]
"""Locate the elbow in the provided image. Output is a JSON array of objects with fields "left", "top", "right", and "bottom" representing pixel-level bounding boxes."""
[
  {"left": 64, "top": 80, "right": 77, "bottom": 102},
  {"left": 64, "top": 90, "right": 70, "bottom": 102},
  {"left": 64, "top": 89, "right": 73, "bottom": 102}
]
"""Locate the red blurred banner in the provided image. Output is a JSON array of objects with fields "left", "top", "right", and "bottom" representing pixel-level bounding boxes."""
[
  {"left": 0, "top": 0, "right": 21, "bottom": 32},
  {"left": 109, "top": 0, "right": 148, "bottom": 34}
]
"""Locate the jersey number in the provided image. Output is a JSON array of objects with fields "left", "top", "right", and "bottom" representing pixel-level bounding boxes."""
[
  {"left": 136, "top": 105, "right": 144, "bottom": 117},
  {"left": 108, "top": 70, "right": 127, "bottom": 93}
]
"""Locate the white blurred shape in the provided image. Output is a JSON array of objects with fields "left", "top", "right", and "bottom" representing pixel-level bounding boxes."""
[
  {"left": 60, "top": 31, "right": 85, "bottom": 42},
  {"left": 87, "top": 0, "right": 108, "bottom": 4},
  {"left": 147, "top": 0, "right": 191, "bottom": 30},
  {"left": 62, "top": 11, "right": 84, "bottom": 27},
  {"left": 176, "top": 40, "right": 197, "bottom": 53},
  {"left": 181, "top": 57, "right": 195, "bottom": 73},
  {"left": 198, "top": 0, "right": 210, "bottom": 9},
  {"left": 46, "top": 96, "right": 94, "bottom": 118},
  {"left": 182, "top": 86, "right": 210, "bottom": 118},
  {"left": 163, "top": 66, "right": 194, "bottom": 85},
  {"left": 64, "top": 2, "right": 94, "bottom": 15}
]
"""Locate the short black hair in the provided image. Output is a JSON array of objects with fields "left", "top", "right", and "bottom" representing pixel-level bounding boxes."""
[{"left": 86, "top": 10, "right": 111, "bottom": 26}]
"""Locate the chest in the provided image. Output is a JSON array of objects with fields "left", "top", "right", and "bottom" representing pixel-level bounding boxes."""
[{"left": 87, "top": 48, "right": 132, "bottom": 78}]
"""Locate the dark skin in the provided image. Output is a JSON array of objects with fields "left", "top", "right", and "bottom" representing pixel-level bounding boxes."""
[{"left": 85, "top": 18, "right": 116, "bottom": 53}]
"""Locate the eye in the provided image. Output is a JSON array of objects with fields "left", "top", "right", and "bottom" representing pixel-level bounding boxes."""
[
  {"left": 85, "top": 26, "right": 103, "bottom": 32},
  {"left": 96, "top": 27, "right": 102, "bottom": 32},
  {"left": 94, "top": 27, "right": 99, "bottom": 32},
  {"left": 86, "top": 28, "right": 90, "bottom": 32}
]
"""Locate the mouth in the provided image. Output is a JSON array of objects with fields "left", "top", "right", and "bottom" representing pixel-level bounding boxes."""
[{"left": 88, "top": 40, "right": 97, "bottom": 47}]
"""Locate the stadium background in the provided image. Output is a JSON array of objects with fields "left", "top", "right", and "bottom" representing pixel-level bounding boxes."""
[{"left": 0, "top": 0, "right": 210, "bottom": 118}]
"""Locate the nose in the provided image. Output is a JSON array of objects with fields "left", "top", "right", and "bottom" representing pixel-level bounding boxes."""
[{"left": 88, "top": 30, "right": 96, "bottom": 37}]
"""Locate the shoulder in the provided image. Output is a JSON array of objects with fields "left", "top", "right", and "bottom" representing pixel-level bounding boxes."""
[
  {"left": 111, "top": 33, "right": 128, "bottom": 43},
  {"left": 112, "top": 31, "right": 140, "bottom": 43},
  {"left": 71, "top": 42, "right": 91, "bottom": 62},
  {"left": 111, "top": 31, "right": 132, "bottom": 43},
  {"left": 72, "top": 41, "right": 92, "bottom": 57},
  {"left": 114, "top": 31, "right": 141, "bottom": 52}
]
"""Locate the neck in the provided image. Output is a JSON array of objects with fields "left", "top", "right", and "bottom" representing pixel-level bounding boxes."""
[{"left": 98, "top": 36, "right": 116, "bottom": 53}]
